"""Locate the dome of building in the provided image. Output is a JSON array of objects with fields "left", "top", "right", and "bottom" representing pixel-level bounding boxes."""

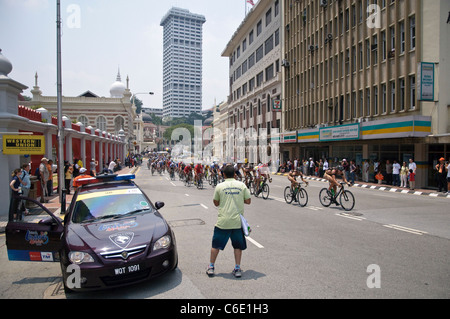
[
  {"left": 142, "top": 113, "right": 153, "bottom": 123},
  {"left": 0, "top": 49, "right": 13, "bottom": 77},
  {"left": 109, "top": 69, "right": 126, "bottom": 98}
]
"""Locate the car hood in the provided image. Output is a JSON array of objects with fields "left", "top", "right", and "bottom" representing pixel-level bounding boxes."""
[{"left": 66, "top": 212, "right": 168, "bottom": 254}]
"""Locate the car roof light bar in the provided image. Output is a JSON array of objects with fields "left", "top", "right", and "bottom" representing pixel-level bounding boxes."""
[{"left": 76, "top": 174, "right": 136, "bottom": 186}]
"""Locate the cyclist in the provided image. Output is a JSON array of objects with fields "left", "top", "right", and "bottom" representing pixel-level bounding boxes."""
[
  {"left": 234, "top": 161, "right": 243, "bottom": 181},
  {"left": 184, "top": 163, "right": 193, "bottom": 184},
  {"left": 194, "top": 163, "right": 204, "bottom": 185},
  {"left": 288, "top": 168, "right": 309, "bottom": 190},
  {"left": 324, "top": 165, "right": 351, "bottom": 202}
]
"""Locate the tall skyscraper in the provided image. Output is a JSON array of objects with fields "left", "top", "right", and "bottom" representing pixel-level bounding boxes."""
[{"left": 160, "top": 7, "right": 206, "bottom": 118}]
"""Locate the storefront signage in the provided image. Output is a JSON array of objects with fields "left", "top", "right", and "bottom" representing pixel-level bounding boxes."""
[
  {"left": 272, "top": 99, "right": 282, "bottom": 112},
  {"left": 418, "top": 62, "right": 435, "bottom": 101},
  {"left": 2, "top": 135, "right": 45, "bottom": 155},
  {"left": 319, "top": 123, "right": 360, "bottom": 142}
]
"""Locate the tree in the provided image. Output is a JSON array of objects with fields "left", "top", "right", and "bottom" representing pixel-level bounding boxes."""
[
  {"left": 163, "top": 123, "right": 194, "bottom": 142},
  {"left": 131, "top": 97, "right": 143, "bottom": 114}
]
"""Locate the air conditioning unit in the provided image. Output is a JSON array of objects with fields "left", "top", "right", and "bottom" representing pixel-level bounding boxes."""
[
  {"left": 320, "top": 0, "right": 328, "bottom": 7},
  {"left": 281, "top": 59, "right": 290, "bottom": 68}
]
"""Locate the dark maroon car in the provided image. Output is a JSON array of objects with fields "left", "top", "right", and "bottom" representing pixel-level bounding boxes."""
[{"left": 5, "top": 174, "right": 178, "bottom": 292}]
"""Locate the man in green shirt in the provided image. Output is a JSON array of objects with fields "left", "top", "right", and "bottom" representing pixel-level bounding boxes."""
[{"left": 207, "top": 164, "right": 251, "bottom": 278}]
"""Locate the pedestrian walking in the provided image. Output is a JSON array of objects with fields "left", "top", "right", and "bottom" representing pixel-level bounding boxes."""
[{"left": 207, "top": 164, "right": 251, "bottom": 278}]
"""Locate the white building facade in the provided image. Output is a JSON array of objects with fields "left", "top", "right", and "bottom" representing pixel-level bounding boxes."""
[{"left": 160, "top": 7, "right": 206, "bottom": 119}]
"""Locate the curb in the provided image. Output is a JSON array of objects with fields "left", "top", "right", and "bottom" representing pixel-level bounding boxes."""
[{"left": 272, "top": 172, "right": 450, "bottom": 198}]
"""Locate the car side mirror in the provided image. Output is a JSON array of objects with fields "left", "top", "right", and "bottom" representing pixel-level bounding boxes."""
[{"left": 155, "top": 201, "right": 165, "bottom": 210}]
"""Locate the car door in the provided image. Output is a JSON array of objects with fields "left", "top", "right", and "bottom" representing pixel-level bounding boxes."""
[{"left": 6, "top": 197, "right": 64, "bottom": 263}]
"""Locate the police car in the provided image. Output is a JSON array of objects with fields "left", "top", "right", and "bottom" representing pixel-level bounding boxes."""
[{"left": 5, "top": 174, "right": 178, "bottom": 292}]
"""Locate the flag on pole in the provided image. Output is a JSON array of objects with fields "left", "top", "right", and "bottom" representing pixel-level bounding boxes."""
[{"left": 247, "top": 0, "right": 255, "bottom": 6}]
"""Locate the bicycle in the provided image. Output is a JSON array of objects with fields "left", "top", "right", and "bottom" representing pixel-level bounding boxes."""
[
  {"left": 254, "top": 176, "right": 270, "bottom": 200},
  {"left": 284, "top": 182, "right": 308, "bottom": 207},
  {"left": 244, "top": 175, "right": 255, "bottom": 195},
  {"left": 184, "top": 172, "right": 193, "bottom": 187},
  {"left": 319, "top": 182, "right": 355, "bottom": 211},
  {"left": 196, "top": 174, "right": 204, "bottom": 189},
  {"left": 209, "top": 171, "right": 218, "bottom": 188}
]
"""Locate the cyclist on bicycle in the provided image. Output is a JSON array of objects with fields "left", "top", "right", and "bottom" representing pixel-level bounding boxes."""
[
  {"left": 288, "top": 167, "right": 309, "bottom": 190},
  {"left": 324, "top": 165, "right": 351, "bottom": 199},
  {"left": 194, "top": 163, "right": 203, "bottom": 185},
  {"left": 184, "top": 163, "right": 193, "bottom": 183}
]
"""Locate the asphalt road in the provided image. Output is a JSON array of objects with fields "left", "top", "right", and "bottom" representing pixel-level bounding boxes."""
[{"left": 1, "top": 166, "right": 449, "bottom": 300}]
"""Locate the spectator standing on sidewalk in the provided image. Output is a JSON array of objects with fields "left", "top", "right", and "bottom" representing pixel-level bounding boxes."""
[
  {"left": 435, "top": 157, "right": 447, "bottom": 193},
  {"left": 19, "top": 163, "right": 31, "bottom": 215},
  {"left": 64, "top": 161, "right": 73, "bottom": 195},
  {"left": 39, "top": 157, "right": 49, "bottom": 203},
  {"left": 9, "top": 169, "right": 23, "bottom": 221},
  {"left": 446, "top": 158, "right": 450, "bottom": 195},
  {"left": 207, "top": 164, "right": 251, "bottom": 278},
  {"left": 400, "top": 161, "right": 409, "bottom": 188},
  {"left": 392, "top": 160, "right": 401, "bottom": 187},
  {"left": 385, "top": 160, "right": 393, "bottom": 185}
]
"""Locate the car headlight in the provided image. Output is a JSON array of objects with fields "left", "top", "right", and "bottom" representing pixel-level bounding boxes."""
[
  {"left": 153, "top": 235, "right": 171, "bottom": 251},
  {"left": 69, "top": 251, "right": 95, "bottom": 264}
]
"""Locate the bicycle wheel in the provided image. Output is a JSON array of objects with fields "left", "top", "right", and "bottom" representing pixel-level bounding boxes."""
[
  {"left": 284, "top": 187, "right": 294, "bottom": 204},
  {"left": 197, "top": 178, "right": 203, "bottom": 189},
  {"left": 297, "top": 188, "right": 308, "bottom": 207},
  {"left": 319, "top": 188, "right": 332, "bottom": 207},
  {"left": 339, "top": 190, "right": 355, "bottom": 211},
  {"left": 261, "top": 183, "right": 270, "bottom": 199}
]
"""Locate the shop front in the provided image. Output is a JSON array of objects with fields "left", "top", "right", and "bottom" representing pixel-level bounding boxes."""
[{"left": 280, "top": 115, "right": 434, "bottom": 188}]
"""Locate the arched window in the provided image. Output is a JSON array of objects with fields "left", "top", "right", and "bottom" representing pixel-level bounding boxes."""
[
  {"left": 114, "top": 116, "right": 125, "bottom": 134},
  {"left": 96, "top": 116, "right": 107, "bottom": 132},
  {"left": 78, "top": 115, "right": 89, "bottom": 127}
]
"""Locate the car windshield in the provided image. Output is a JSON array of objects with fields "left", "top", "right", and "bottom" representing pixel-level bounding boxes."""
[{"left": 72, "top": 188, "right": 154, "bottom": 224}]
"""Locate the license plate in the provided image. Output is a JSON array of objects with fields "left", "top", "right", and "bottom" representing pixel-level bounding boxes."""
[{"left": 114, "top": 264, "right": 141, "bottom": 276}]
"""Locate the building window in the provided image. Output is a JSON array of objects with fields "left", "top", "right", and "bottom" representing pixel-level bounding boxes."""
[
  {"left": 265, "top": 34, "right": 274, "bottom": 54},
  {"left": 256, "top": 45, "right": 264, "bottom": 62},
  {"left": 381, "top": 30, "right": 387, "bottom": 61},
  {"left": 399, "top": 78, "right": 405, "bottom": 111},
  {"left": 266, "top": 8, "right": 272, "bottom": 27},
  {"left": 78, "top": 115, "right": 89, "bottom": 127},
  {"left": 409, "top": 75, "right": 416, "bottom": 110},
  {"left": 257, "top": 20, "right": 262, "bottom": 36},
  {"left": 266, "top": 64, "right": 274, "bottom": 81},
  {"left": 410, "top": 16, "right": 416, "bottom": 50},
  {"left": 114, "top": 116, "right": 124, "bottom": 134},
  {"left": 390, "top": 81, "right": 396, "bottom": 112},
  {"left": 96, "top": 116, "right": 107, "bottom": 132},
  {"left": 399, "top": 21, "right": 405, "bottom": 54},
  {"left": 381, "top": 83, "right": 387, "bottom": 114}
]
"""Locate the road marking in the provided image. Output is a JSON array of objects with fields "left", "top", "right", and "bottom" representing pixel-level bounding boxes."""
[
  {"left": 200, "top": 204, "right": 208, "bottom": 209},
  {"left": 336, "top": 213, "right": 366, "bottom": 221},
  {"left": 170, "top": 182, "right": 176, "bottom": 186},
  {"left": 383, "top": 224, "right": 428, "bottom": 235},
  {"left": 185, "top": 194, "right": 190, "bottom": 197},
  {"left": 247, "top": 237, "right": 264, "bottom": 249},
  {"left": 306, "top": 206, "right": 324, "bottom": 211}
]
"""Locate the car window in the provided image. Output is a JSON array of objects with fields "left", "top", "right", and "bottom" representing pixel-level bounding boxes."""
[
  {"left": 9, "top": 198, "right": 58, "bottom": 225},
  {"left": 71, "top": 188, "right": 154, "bottom": 224}
]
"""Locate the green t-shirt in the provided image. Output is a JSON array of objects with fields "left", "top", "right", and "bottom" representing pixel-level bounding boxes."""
[{"left": 213, "top": 178, "right": 251, "bottom": 230}]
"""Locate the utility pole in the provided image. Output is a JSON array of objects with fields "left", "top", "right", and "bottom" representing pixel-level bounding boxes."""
[{"left": 56, "top": 0, "right": 66, "bottom": 213}]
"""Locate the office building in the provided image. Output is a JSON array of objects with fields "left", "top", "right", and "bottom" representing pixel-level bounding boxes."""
[
  {"left": 280, "top": 0, "right": 449, "bottom": 188},
  {"left": 160, "top": 7, "right": 206, "bottom": 118}
]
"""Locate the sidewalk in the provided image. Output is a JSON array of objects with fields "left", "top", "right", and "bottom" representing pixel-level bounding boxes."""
[
  {"left": 273, "top": 172, "right": 450, "bottom": 198},
  {"left": 0, "top": 166, "right": 139, "bottom": 233}
]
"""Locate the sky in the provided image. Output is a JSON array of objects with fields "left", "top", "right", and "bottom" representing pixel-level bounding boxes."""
[{"left": 0, "top": 0, "right": 258, "bottom": 111}]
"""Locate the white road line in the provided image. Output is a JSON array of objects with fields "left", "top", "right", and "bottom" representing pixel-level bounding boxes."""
[
  {"left": 336, "top": 213, "right": 365, "bottom": 221},
  {"left": 185, "top": 194, "right": 190, "bottom": 197},
  {"left": 200, "top": 204, "right": 208, "bottom": 209},
  {"left": 247, "top": 236, "right": 264, "bottom": 249},
  {"left": 383, "top": 224, "right": 428, "bottom": 235},
  {"left": 170, "top": 182, "right": 176, "bottom": 186}
]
